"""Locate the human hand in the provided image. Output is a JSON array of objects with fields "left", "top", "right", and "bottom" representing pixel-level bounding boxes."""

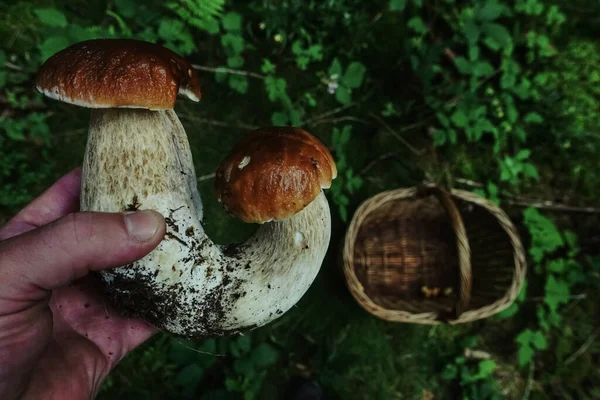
[{"left": 0, "top": 168, "right": 166, "bottom": 400}]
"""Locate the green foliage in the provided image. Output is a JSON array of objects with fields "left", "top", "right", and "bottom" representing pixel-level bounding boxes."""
[
  {"left": 328, "top": 125, "right": 363, "bottom": 221},
  {"left": 167, "top": 335, "right": 279, "bottom": 399},
  {"left": 326, "top": 58, "right": 367, "bottom": 105},
  {"left": 441, "top": 337, "right": 502, "bottom": 399},
  {"left": 166, "top": 0, "right": 225, "bottom": 33}
]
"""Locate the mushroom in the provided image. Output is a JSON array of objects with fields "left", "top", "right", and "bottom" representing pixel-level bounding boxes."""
[{"left": 36, "top": 39, "right": 337, "bottom": 338}]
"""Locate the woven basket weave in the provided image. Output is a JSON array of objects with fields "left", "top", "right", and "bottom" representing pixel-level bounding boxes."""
[{"left": 342, "top": 185, "right": 526, "bottom": 324}]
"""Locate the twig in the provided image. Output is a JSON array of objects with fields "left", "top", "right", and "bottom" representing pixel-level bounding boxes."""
[
  {"left": 179, "top": 114, "right": 258, "bottom": 130},
  {"left": 191, "top": 64, "right": 266, "bottom": 80},
  {"left": 446, "top": 68, "right": 502, "bottom": 107},
  {"left": 506, "top": 199, "right": 600, "bottom": 214},
  {"left": 369, "top": 112, "right": 425, "bottom": 155},
  {"left": 3, "top": 61, "right": 25, "bottom": 72},
  {"left": 307, "top": 116, "right": 369, "bottom": 127},
  {"left": 464, "top": 348, "right": 491, "bottom": 360},
  {"left": 197, "top": 173, "right": 216, "bottom": 182},
  {"left": 455, "top": 177, "right": 600, "bottom": 214},
  {"left": 301, "top": 102, "right": 357, "bottom": 125},
  {"left": 521, "top": 361, "right": 534, "bottom": 400},
  {"left": 359, "top": 152, "right": 402, "bottom": 175},
  {"left": 564, "top": 327, "right": 600, "bottom": 366},
  {"left": 526, "top": 293, "right": 587, "bottom": 302}
]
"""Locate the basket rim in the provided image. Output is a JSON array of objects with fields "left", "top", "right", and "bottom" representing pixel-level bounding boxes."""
[{"left": 342, "top": 184, "right": 527, "bottom": 324}]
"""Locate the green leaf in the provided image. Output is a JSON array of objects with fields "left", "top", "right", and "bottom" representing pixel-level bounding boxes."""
[
  {"left": 265, "top": 76, "right": 287, "bottom": 101},
  {"left": 523, "top": 112, "right": 543, "bottom": 124},
  {"left": 222, "top": 12, "right": 242, "bottom": 32},
  {"left": 328, "top": 58, "right": 343, "bottom": 78},
  {"left": 158, "top": 19, "right": 185, "bottom": 40},
  {"left": 450, "top": 110, "right": 469, "bottom": 128},
  {"left": 407, "top": 17, "right": 427, "bottom": 34},
  {"left": 204, "top": 18, "right": 221, "bottom": 35},
  {"left": 271, "top": 111, "right": 288, "bottom": 126},
  {"left": 477, "top": 360, "right": 496, "bottom": 378},
  {"left": 389, "top": 0, "right": 407, "bottom": 11},
  {"left": 454, "top": 57, "right": 472, "bottom": 74},
  {"left": 524, "top": 208, "right": 563, "bottom": 262},
  {"left": 496, "top": 303, "right": 518, "bottom": 318},
  {"left": 34, "top": 8, "right": 67, "bottom": 28},
  {"left": 233, "top": 357, "right": 255, "bottom": 375},
  {"left": 169, "top": 339, "right": 200, "bottom": 365},
  {"left": 474, "top": 61, "right": 495, "bottom": 77},
  {"left": 532, "top": 331, "right": 548, "bottom": 350},
  {"left": 228, "top": 74, "right": 248, "bottom": 94},
  {"left": 38, "top": 36, "right": 70, "bottom": 62},
  {"left": 516, "top": 329, "right": 535, "bottom": 366},
  {"left": 227, "top": 55, "right": 244, "bottom": 68},
  {"left": 251, "top": 343, "right": 279, "bottom": 368},
  {"left": 516, "top": 149, "right": 531, "bottom": 160},
  {"left": 431, "top": 129, "right": 446, "bottom": 146},
  {"left": 464, "top": 22, "right": 480, "bottom": 44},
  {"left": 482, "top": 23, "right": 512, "bottom": 49},
  {"left": 261, "top": 59, "right": 276, "bottom": 74},
  {"left": 175, "top": 364, "right": 204, "bottom": 387},
  {"left": 544, "top": 275, "right": 570, "bottom": 312},
  {"left": 335, "top": 86, "right": 351, "bottom": 104},
  {"left": 441, "top": 364, "right": 458, "bottom": 380},
  {"left": 522, "top": 164, "right": 539, "bottom": 180},
  {"left": 475, "top": 0, "right": 508, "bottom": 21},
  {"left": 342, "top": 62, "right": 366, "bottom": 89},
  {"left": 114, "top": 0, "right": 136, "bottom": 18},
  {"left": 469, "top": 45, "right": 480, "bottom": 61},
  {"left": 221, "top": 33, "right": 245, "bottom": 54},
  {"left": 230, "top": 335, "right": 252, "bottom": 358},
  {"left": 547, "top": 259, "right": 566, "bottom": 273}
]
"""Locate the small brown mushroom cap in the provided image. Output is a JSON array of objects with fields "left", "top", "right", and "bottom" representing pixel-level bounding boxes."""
[
  {"left": 215, "top": 127, "right": 337, "bottom": 223},
  {"left": 35, "top": 39, "right": 201, "bottom": 110}
]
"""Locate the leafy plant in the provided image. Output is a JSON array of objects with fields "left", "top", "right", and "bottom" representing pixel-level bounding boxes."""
[
  {"left": 325, "top": 58, "right": 367, "bottom": 105},
  {"left": 328, "top": 125, "right": 363, "bottom": 221},
  {"left": 441, "top": 337, "right": 502, "bottom": 400}
]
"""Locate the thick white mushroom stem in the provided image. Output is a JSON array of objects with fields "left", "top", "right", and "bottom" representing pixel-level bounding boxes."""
[{"left": 81, "top": 109, "right": 331, "bottom": 338}]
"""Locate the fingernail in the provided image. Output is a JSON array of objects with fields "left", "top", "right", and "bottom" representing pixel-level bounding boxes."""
[{"left": 125, "top": 210, "right": 162, "bottom": 242}]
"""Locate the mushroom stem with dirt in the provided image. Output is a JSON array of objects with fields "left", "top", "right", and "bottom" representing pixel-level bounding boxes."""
[{"left": 36, "top": 39, "right": 337, "bottom": 338}]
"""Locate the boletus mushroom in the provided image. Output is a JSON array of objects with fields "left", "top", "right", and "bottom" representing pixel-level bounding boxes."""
[{"left": 36, "top": 39, "right": 337, "bottom": 338}]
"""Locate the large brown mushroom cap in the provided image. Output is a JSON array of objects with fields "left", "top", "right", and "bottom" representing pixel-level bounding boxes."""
[
  {"left": 215, "top": 127, "right": 337, "bottom": 223},
  {"left": 35, "top": 39, "right": 201, "bottom": 110}
]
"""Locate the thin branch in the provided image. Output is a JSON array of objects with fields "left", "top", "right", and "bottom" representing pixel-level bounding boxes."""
[
  {"left": 307, "top": 116, "right": 369, "bottom": 127},
  {"left": 565, "top": 327, "right": 600, "bottom": 366},
  {"left": 455, "top": 177, "right": 600, "bottom": 214},
  {"left": 197, "top": 173, "right": 216, "bottom": 182},
  {"left": 359, "top": 152, "right": 402, "bottom": 175},
  {"left": 191, "top": 64, "right": 266, "bottom": 80},
  {"left": 301, "top": 102, "right": 357, "bottom": 125},
  {"left": 526, "top": 293, "right": 587, "bottom": 302},
  {"left": 369, "top": 112, "right": 425, "bottom": 155},
  {"left": 506, "top": 199, "right": 600, "bottom": 214},
  {"left": 3, "top": 61, "right": 25, "bottom": 72},
  {"left": 520, "top": 361, "right": 535, "bottom": 400},
  {"left": 179, "top": 114, "right": 258, "bottom": 130}
]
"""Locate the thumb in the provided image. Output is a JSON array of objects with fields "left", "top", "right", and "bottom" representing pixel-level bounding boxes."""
[{"left": 0, "top": 210, "right": 165, "bottom": 295}]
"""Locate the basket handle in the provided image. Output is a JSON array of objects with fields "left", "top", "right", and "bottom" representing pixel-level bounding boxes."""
[{"left": 423, "top": 186, "right": 472, "bottom": 318}]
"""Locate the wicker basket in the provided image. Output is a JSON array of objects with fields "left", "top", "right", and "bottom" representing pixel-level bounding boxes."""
[{"left": 342, "top": 185, "right": 526, "bottom": 324}]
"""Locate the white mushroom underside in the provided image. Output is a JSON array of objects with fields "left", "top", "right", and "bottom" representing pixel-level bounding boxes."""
[
  {"left": 38, "top": 86, "right": 199, "bottom": 110},
  {"left": 81, "top": 109, "right": 331, "bottom": 337}
]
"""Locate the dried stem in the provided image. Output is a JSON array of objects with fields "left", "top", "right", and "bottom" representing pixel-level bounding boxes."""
[
  {"left": 564, "top": 327, "right": 600, "bottom": 366},
  {"left": 191, "top": 64, "right": 266, "bottom": 80},
  {"left": 369, "top": 113, "right": 425, "bottom": 155}
]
